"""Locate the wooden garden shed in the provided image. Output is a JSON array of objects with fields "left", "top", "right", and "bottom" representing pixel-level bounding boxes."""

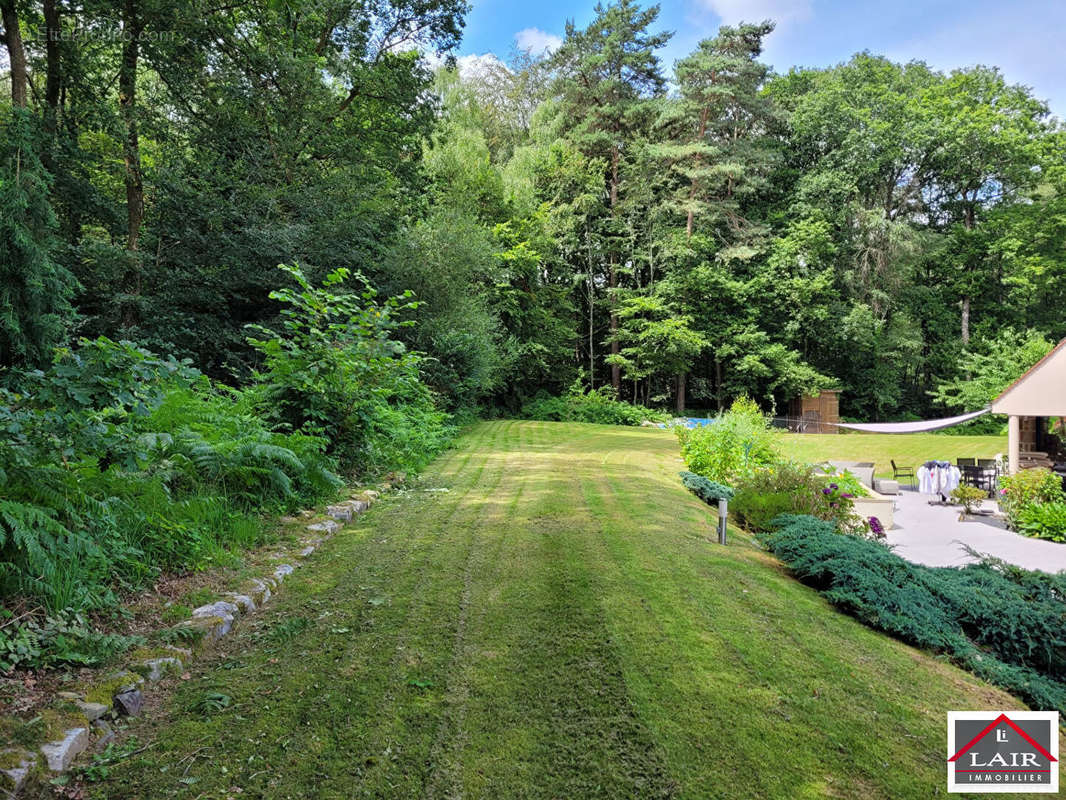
[{"left": 788, "top": 389, "right": 840, "bottom": 434}]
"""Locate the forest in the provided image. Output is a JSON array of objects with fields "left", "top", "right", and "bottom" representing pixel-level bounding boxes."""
[
  {"left": 3, "top": 0, "right": 1063, "bottom": 421},
  {"left": 1, "top": 0, "right": 1064, "bottom": 622}
]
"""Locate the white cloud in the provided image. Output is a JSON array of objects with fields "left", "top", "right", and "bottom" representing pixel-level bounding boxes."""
[
  {"left": 456, "top": 53, "right": 507, "bottom": 80},
  {"left": 514, "top": 27, "right": 563, "bottom": 55},
  {"left": 697, "top": 0, "right": 812, "bottom": 26}
]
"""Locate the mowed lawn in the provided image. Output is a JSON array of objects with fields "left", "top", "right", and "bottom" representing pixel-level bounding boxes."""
[
  {"left": 97, "top": 421, "right": 1051, "bottom": 800},
  {"left": 778, "top": 432, "right": 1006, "bottom": 477}
]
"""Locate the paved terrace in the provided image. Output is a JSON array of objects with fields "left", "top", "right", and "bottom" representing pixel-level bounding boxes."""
[{"left": 884, "top": 488, "right": 1066, "bottom": 573}]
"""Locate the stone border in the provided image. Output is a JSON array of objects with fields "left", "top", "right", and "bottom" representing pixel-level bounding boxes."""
[{"left": 1, "top": 480, "right": 399, "bottom": 796}]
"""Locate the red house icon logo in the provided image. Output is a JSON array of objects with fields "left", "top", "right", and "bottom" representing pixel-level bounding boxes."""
[{"left": 947, "top": 711, "right": 1059, "bottom": 793}]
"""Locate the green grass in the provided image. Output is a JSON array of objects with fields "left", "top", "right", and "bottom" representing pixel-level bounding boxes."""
[
  {"left": 92, "top": 421, "right": 1056, "bottom": 799},
  {"left": 777, "top": 432, "right": 1006, "bottom": 477}
]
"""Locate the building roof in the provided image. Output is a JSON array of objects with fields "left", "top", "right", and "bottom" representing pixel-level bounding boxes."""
[{"left": 990, "top": 337, "right": 1066, "bottom": 417}]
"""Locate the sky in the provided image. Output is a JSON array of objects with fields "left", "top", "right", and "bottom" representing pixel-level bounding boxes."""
[{"left": 456, "top": 0, "right": 1066, "bottom": 118}]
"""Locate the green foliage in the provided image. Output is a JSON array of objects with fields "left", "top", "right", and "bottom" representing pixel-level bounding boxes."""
[
  {"left": 263, "top": 617, "right": 311, "bottom": 644},
  {"left": 188, "top": 689, "right": 232, "bottom": 716},
  {"left": 247, "top": 264, "right": 453, "bottom": 475},
  {"left": 818, "top": 466, "right": 868, "bottom": 498},
  {"left": 932, "top": 329, "right": 1055, "bottom": 411},
  {"left": 762, "top": 515, "right": 1066, "bottom": 714},
  {"left": 950, "top": 485, "right": 988, "bottom": 515},
  {"left": 678, "top": 471, "right": 734, "bottom": 503},
  {"left": 605, "top": 294, "right": 707, "bottom": 405},
  {"left": 998, "top": 468, "right": 1065, "bottom": 528},
  {"left": 520, "top": 379, "right": 668, "bottom": 426},
  {"left": 676, "top": 397, "right": 781, "bottom": 483},
  {"left": 0, "top": 334, "right": 343, "bottom": 666},
  {"left": 74, "top": 737, "right": 144, "bottom": 783},
  {"left": 0, "top": 110, "right": 77, "bottom": 370},
  {"left": 1016, "top": 503, "right": 1066, "bottom": 543},
  {"left": 0, "top": 609, "right": 142, "bottom": 672},
  {"left": 730, "top": 462, "right": 863, "bottom": 534}
]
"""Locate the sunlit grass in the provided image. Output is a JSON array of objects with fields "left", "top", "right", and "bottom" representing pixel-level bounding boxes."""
[
  {"left": 778, "top": 432, "right": 1006, "bottom": 476},
  {"left": 101, "top": 421, "right": 1055, "bottom": 800}
]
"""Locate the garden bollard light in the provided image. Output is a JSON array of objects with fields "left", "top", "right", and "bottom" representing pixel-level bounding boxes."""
[{"left": 717, "top": 498, "right": 728, "bottom": 545}]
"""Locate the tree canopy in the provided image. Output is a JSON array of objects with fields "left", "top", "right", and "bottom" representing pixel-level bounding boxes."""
[{"left": 3, "top": 0, "right": 1062, "bottom": 421}]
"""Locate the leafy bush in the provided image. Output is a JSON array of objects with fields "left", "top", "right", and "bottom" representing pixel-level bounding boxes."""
[
  {"left": 1016, "top": 503, "right": 1066, "bottom": 543},
  {"left": 247, "top": 264, "right": 454, "bottom": 475},
  {"left": 998, "top": 468, "right": 1065, "bottom": 528},
  {"left": 676, "top": 396, "right": 780, "bottom": 483},
  {"left": 520, "top": 379, "right": 669, "bottom": 426},
  {"left": 761, "top": 515, "right": 1066, "bottom": 713},
  {"left": 0, "top": 339, "right": 342, "bottom": 613},
  {"left": 817, "top": 466, "right": 868, "bottom": 498},
  {"left": 730, "top": 462, "right": 863, "bottom": 534},
  {"left": 950, "top": 485, "right": 987, "bottom": 515}
]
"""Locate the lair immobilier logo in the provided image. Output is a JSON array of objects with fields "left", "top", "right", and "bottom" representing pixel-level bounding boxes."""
[{"left": 948, "top": 711, "right": 1059, "bottom": 792}]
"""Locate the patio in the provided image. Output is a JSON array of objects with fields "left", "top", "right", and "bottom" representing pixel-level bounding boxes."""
[{"left": 884, "top": 488, "right": 1066, "bottom": 573}]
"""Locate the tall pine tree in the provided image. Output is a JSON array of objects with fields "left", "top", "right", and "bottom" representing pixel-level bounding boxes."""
[{"left": 551, "top": 0, "right": 670, "bottom": 392}]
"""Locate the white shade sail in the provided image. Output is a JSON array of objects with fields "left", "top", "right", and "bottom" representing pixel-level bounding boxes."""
[{"left": 835, "top": 407, "right": 991, "bottom": 434}]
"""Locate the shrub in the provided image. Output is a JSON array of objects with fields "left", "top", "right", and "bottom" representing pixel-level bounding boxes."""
[
  {"left": 247, "top": 264, "right": 453, "bottom": 475},
  {"left": 761, "top": 515, "right": 1066, "bottom": 714},
  {"left": 676, "top": 396, "right": 780, "bottom": 483},
  {"left": 520, "top": 380, "right": 668, "bottom": 426},
  {"left": 950, "top": 485, "right": 987, "bottom": 515},
  {"left": 0, "top": 340, "right": 344, "bottom": 615},
  {"left": 1016, "top": 503, "right": 1066, "bottom": 543},
  {"left": 998, "top": 468, "right": 1065, "bottom": 528},
  {"left": 679, "top": 471, "right": 734, "bottom": 504},
  {"left": 730, "top": 462, "right": 863, "bottom": 534},
  {"left": 817, "top": 466, "right": 868, "bottom": 498}
]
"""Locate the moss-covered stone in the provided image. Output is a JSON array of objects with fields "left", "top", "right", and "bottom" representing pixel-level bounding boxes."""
[
  {"left": 130, "top": 657, "right": 182, "bottom": 682},
  {"left": 0, "top": 747, "right": 33, "bottom": 770},
  {"left": 241, "top": 578, "right": 271, "bottom": 606},
  {"left": 128, "top": 644, "right": 187, "bottom": 663},
  {"left": 83, "top": 671, "right": 144, "bottom": 706},
  {"left": 177, "top": 614, "right": 229, "bottom": 642},
  {"left": 0, "top": 748, "right": 38, "bottom": 794}
]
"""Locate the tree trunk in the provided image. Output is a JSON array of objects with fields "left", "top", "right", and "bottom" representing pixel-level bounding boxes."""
[
  {"left": 685, "top": 106, "right": 710, "bottom": 239},
  {"left": 715, "top": 359, "right": 723, "bottom": 410},
  {"left": 960, "top": 201, "right": 975, "bottom": 345},
  {"left": 1, "top": 0, "right": 29, "bottom": 107},
  {"left": 676, "top": 372, "right": 686, "bottom": 414},
  {"left": 609, "top": 145, "right": 621, "bottom": 392},
  {"left": 119, "top": 0, "right": 144, "bottom": 328},
  {"left": 43, "top": 0, "right": 61, "bottom": 114},
  {"left": 587, "top": 259, "right": 595, "bottom": 389}
]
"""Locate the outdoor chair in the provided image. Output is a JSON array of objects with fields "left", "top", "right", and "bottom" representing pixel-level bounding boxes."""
[
  {"left": 956, "top": 458, "right": 975, "bottom": 467},
  {"left": 960, "top": 464, "right": 995, "bottom": 497},
  {"left": 891, "top": 459, "right": 916, "bottom": 489}
]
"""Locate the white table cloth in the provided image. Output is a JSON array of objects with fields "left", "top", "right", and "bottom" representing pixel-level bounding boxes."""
[{"left": 916, "top": 462, "right": 961, "bottom": 497}]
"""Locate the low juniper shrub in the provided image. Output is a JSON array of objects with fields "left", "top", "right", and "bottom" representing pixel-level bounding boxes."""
[
  {"left": 679, "top": 471, "right": 734, "bottom": 504},
  {"left": 760, "top": 514, "right": 1066, "bottom": 713}
]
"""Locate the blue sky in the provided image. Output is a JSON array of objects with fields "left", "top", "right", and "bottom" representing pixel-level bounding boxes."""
[{"left": 457, "top": 0, "right": 1066, "bottom": 117}]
